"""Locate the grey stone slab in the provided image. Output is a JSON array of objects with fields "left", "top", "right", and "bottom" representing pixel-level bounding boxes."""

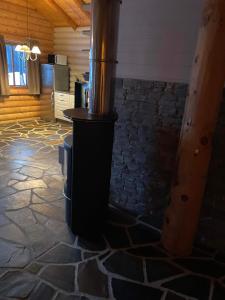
[
  {"left": 112, "top": 278, "right": 163, "bottom": 300},
  {"left": 78, "top": 259, "right": 108, "bottom": 298},
  {"left": 165, "top": 292, "right": 186, "bottom": 300},
  {"left": 0, "top": 214, "right": 10, "bottom": 226},
  {"left": 0, "top": 175, "right": 11, "bottom": 189},
  {"left": 15, "top": 160, "right": 49, "bottom": 170},
  {"left": 127, "top": 245, "right": 167, "bottom": 258},
  {"left": 128, "top": 224, "right": 161, "bottom": 245},
  {"left": 1, "top": 162, "right": 23, "bottom": 170},
  {"left": 99, "top": 250, "right": 111, "bottom": 261},
  {"left": 6, "top": 124, "right": 23, "bottom": 130},
  {"left": 83, "top": 252, "right": 99, "bottom": 259},
  {"left": 30, "top": 203, "right": 64, "bottom": 221},
  {"left": 40, "top": 265, "right": 75, "bottom": 292},
  {"left": 6, "top": 207, "right": 36, "bottom": 228},
  {"left": 214, "top": 250, "right": 225, "bottom": 264},
  {"left": 33, "top": 212, "right": 48, "bottom": 224},
  {"left": 45, "top": 167, "right": 62, "bottom": 176},
  {"left": 10, "top": 172, "right": 28, "bottom": 181},
  {"left": 139, "top": 214, "right": 164, "bottom": 230},
  {"left": 29, "top": 282, "right": 55, "bottom": 300},
  {"left": 0, "top": 141, "right": 7, "bottom": 148},
  {"left": 44, "top": 219, "right": 75, "bottom": 244},
  {"left": 174, "top": 258, "right": 225, "bottom": 278},
  {"left": 24, "top": 224, "right": 58, "bottom": 258},
  {"left": 32, "top": 194, "right": 45, "bottom": 204},
  {"left": 20, "top": 166, "right": 44, "bottom": 178},
  {"left": 26, "top": 263, "right": 43, "bottom": 274},
  {"left": 0, "top": 239, "right": 31, "bottom": 268},
  {"left": 78, "top": 236, "right": 106, "bottom": 251},
  {"left": 104, "top": 223, "right": 130, "bottom": 249},
  {"left": 212, "top": 283, "right": 225, "bottom": 300},
  {"left": 108, "top": 207, "right": 135, "bottom": 225},
  {"left": 162, "top": 274, "right": 211, "bottom": 300},
  {"left": 14, "top": 179, "right": 47, "bottom": 190},
  {"left": 0, "top": 271, "right": 38, "bottom": 298},
  {"left": 39, "top": 146, "right": 55, "bottom": 153},
  {"left": 0, "top": 187, "right": 17, "bottom": 199},
  {"left": 57, "top": 129, "right": 71, "bottom": 135},
  {"left": 0, "top": 190, "right": 31, "bottom": 210},
  {"left": 33, "top": 187, "right": 63, "bottom": 202},
  {"left": 8, "top": 179, "right": 18, "bottom": 186},
  {"left": 38, "top": 244, "right": 81, "bottom": 264},
  {"left": 104, "top": 251, "right": 144, "bottom": 282},
  {"left": 191, "top": 247, "right": 212, "bottom": 258},
  {"left": 51, "top": 199, "right": 65, "bottom": 208},
  {"left": 0, "top": 224, "right": 28, "bottom": 245},
  {"left": 146, "top": 259, "right": 183, "bottom": 282},
  {"left": 43, "top": 175, "right": 64, "bottom": 190},
  {"left": 194, "top": 242, "right": 216, "bottom": 256},
  {"left": 56, "top": 294, "right": 89, "bottom": 300},
  {"left": 0, "top": 268, "right": 8, "bottom": 278}
]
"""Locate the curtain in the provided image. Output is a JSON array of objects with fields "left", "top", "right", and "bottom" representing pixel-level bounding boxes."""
[
  {"left": 0, "top": 35, "right": 10, "bottom": 96},
  {"left": 27, "top": 40, "right": 41, "bottom": 95}
]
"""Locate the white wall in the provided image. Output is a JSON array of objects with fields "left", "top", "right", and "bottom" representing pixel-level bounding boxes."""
[
  {"left": 54, "top": 0, "right": 204, "bottom": 86},
  {"left": 116, "top": 0, "right": 204, "bottom": 83},
  {"left": 54, "top": 27, "right": 90, "bottom": 92}
]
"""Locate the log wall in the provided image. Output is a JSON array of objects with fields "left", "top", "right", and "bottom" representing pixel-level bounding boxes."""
[
  {"left": 54, "top": 27, "right": 90, "bottom": 92},
  {"left": 0, "top": 0, "right": 54, "bottom": 123}
]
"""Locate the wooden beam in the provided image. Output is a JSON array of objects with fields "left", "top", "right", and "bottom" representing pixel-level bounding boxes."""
[
  {"left": 161, "top": 0, "right": 225, "bottom": 256},
  {"left": 30, "top": 0, "right": 77, "bottom": 28},
  {"left": 54, "top": 0, "right": 90, "bottom": 26},
  {"left": 72, "top": 0, "right": 91, "bottom": 25},
  {"left": 44, "top": 0, "right": 77, "bottom": 29}
]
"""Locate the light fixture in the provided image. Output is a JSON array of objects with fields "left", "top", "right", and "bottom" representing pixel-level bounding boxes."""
[
  {"left": 15, "top": 0, "right": 41, "bottom": 61},
  {"left": 31, "top": 45, "right": 41, "bottom": 55}
]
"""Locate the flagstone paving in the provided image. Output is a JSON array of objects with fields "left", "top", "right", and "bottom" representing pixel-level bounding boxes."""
[{"left": 0, "top": 120, "right": 224, "bottom": 299}]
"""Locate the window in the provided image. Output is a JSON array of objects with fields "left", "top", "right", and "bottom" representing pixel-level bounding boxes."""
[{"left": 6, "top": 44, "right": 27, "bottom": 87}]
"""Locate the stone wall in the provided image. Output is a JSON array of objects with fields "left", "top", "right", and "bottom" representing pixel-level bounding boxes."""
[
  {"left": 110, "top": 78, "right": 225, "bottom": 218},
  {"left": 110, "top": 78, "right": 187, "bottom": 214}
]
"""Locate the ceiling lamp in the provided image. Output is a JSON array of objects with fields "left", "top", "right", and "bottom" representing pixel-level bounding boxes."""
[
  {"left": 15, "top": 0, "right": 41, "bottom": 61},
  {"left": 15, "top": 41, "right": 41, "bottom": 61}
]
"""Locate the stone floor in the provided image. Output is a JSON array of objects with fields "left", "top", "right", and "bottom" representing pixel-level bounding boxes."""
[{"left": 0, "top": 120, "right": 224, "bottom": 300}]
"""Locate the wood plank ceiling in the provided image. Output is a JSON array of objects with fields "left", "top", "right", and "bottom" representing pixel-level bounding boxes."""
[{"left": 29, "top": 0, "right": 91, "bottom": 29}]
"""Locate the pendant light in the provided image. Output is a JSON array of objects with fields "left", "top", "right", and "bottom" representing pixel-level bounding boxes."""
[{"left": 15, "top": 0, "right": 41, "bottom": 61}]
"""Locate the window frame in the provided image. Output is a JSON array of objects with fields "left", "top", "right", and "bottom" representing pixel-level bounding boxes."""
[{"left": 6, "top": 42, "right": 28, "bottom": 89}]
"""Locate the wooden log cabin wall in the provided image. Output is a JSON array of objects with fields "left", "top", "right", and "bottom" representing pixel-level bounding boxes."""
[
  {"left": 54, "top": 27, "right": 90, "bottom": 93},
  {"left": 0, "top": 0, "right": 54, "bottom": 123}
]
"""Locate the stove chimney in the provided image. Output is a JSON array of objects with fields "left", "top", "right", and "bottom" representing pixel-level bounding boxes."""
[{"left": 89, "top": 0, "right": 121, "bottom": 115}]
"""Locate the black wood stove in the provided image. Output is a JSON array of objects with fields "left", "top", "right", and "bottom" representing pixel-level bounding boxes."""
[
  {"left": 60, "top": 0, "right": 121, "bottom": 238},
  {"left": 63, "top": 109, "right": 117, "bottom": 237}
]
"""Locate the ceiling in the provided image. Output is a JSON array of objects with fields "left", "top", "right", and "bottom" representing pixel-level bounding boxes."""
[{"left": 29, "top": 0, "right": 91, "bottom": 29}]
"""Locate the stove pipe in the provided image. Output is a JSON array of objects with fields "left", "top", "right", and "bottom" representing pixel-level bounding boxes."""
[{"left": 89, "top": 0, "right": 121, "bottom": 115}]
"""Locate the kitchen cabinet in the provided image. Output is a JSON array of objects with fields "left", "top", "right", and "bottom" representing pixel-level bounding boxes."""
[{"left": 54, "top": 92, "right": 74, "bottom": 122}]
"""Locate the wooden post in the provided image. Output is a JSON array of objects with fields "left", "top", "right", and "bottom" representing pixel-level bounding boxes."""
[{"left": 161, "top": 0, "right": 225, "bottom": 256}]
